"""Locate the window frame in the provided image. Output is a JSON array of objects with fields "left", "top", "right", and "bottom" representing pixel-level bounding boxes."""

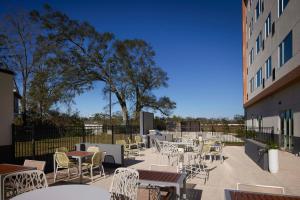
[{"left": 278, "top": 31, "right": 293, "bottom": 67}]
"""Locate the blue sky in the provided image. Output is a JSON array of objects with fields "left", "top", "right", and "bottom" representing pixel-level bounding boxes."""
[{"left": 1, "top": 0, "right": 243, "bottom": 118}]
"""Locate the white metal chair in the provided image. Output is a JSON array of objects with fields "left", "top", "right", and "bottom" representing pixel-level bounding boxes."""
[
  {"left": 2, "top": 170, "right": 48, "bottom": 200},
  {"left": 109, "top": 168, "right": 139, "bottom": 200},
  {"left": 161, "top": 142, "right": 179, "bottom": 165},
  {"left": 236, "top": 183, "right": 285, "bottom": 194},
  {"left": 23, "top": 159, "right": 46, "bottom": 171}
]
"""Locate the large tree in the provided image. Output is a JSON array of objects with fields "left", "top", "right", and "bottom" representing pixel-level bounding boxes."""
[
  {"left": 112, "top": 39, "right": 176, "bottom": 121},
  {"left": 0, "top": 11, "right": 40, "bottom": 123},
  {"left": 31, "top": 6, "right": 176, "bottom": 124}
]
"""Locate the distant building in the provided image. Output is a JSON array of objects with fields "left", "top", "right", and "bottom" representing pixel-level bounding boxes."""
[
  {"left": 84, "top": 122, "right": 103, "bottom": 135},
  {"left": 242, "top": 0, "right": 300, "bottom": 153}
]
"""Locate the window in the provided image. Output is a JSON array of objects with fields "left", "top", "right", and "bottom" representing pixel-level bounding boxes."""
[
  {"left": 250, "top": 78, "right": 255, "bottom": 93},
  {"left": 255, "top": 0, "right": 264, "bottom": 21},
  {"left": 256, "top": 32, "right": 262, "bottom": 54},
  {"left": 278, "top": 0, "right": 289, "bottom": 17},
  {"left": 265, "top": 14, "right": 271, "bottom": 38},
  {"left": 279, "top": 31, "right": 293, "bottom": 67},
  {"left": 256, "top": 67, "right": 262, "bottom": 88},
  {"left": 249, "top": 48, "right": 254, "bottom": 66},
  {"left": 248, "top": 17, "right": 254, "bottom": 38},
  {"left": 265, "top": 56, "right": 272, "bottom": 79}
]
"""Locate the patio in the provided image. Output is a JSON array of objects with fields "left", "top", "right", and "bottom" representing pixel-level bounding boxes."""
[{"left": 44, "top": 146, "right": 300, "bottom": 200}]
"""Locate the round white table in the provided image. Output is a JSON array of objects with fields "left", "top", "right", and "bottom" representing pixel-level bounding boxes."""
[{"left": 11, "top": 185, "right": 110, "bottom": 200}]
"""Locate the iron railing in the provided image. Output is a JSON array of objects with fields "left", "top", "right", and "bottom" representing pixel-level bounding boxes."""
[{"left": 245, "top": 126, "right": 275, "bottom": 144}]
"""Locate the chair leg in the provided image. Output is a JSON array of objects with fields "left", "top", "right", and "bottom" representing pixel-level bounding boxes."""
[
  {"left": 101, "top": 165, "right": 105, "bottom": 177},
  {"left": 90, "top": 167, "right": 93, "bottom": 182},
  {"left": 54, "top": 166, "right": 58, "bottom": 182},
  {"left": 68, "top": 168, "right": 70, "bottom": 179}
]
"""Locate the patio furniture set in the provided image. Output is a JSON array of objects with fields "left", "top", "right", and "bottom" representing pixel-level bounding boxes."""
[
  {"left": 1, "top": 134, "right": 300, "bottom": 200},
  {"left": 152, "top": 135, "right": 224, "bottom": 184}
]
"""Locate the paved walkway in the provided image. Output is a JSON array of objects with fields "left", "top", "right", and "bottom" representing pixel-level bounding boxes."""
[{"left": 48, "top": 146, "right": 300, "bottom": 200}]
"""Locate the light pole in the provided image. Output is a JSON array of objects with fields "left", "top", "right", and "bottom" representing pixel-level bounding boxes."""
[{"left": 109, "top": 63, "right": 113, "bottom": 144}]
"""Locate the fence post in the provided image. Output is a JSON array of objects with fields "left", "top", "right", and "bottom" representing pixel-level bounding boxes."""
[
  {"left": 271, "top": 127, "right": 275, "bottom": 143},
  {"left": 11, "top": 124, "right": 15, "bottom": 161},
  {"left": 31, "top": 125, "right": 36, "bottom": 159},
  {"left": 82, "top": 126, "right": 86, "bottom": 143},
  {"left": 111, "top": 125, "right": 114, "bottom": 144}
]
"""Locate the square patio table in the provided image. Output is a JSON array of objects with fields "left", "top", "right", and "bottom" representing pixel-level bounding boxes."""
[
  {"left": 225, "top": 190, "right": 300, "bottom": 200},
  {"left": 53, "top": 151, "right": 94, "bottom": 183},
  {"left": 137, "top": 169, "right": 187, "bottom": 199},
  {"left": 0, "top": 164, "right": 36, "bottom": 200}
]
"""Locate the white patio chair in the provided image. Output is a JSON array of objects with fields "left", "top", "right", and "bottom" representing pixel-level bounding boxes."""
[
  {"left": 161, "top": 142, "right": 179, "bottom": 165},
  {"left": 2, "top": 170, "right": 48, "bottom": 199},
  {"left": 109, "top": 167, "right": 139, "bottom": 200},
  {"left": 236, "top": 183, "right": 285, "bottom": 194}
]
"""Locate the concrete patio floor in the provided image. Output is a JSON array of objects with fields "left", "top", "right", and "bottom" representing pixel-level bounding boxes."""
[{"left": 47, "top": 146, "right": 300, "bottom": 200}]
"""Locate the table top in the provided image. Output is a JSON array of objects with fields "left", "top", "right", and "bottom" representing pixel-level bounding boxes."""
[
  {"left": 66, "top": 151, "right": 94, "bottom": 158},
  {"left": 11, "top": 185, "right": 110, "bottom": 200},
  {"left": 229, "top": 190, "right": 300, "bottom": 200},
  {"left": 138, "top": 169, "right": 182, "bottom": 183},
  {"left": 0, "top": 164, "right": 35, "bottom": 175}
]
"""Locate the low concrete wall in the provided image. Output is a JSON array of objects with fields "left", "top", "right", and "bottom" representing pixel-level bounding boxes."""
[{"left": 245, "top": 139, "right": 268, "bottom": 170}]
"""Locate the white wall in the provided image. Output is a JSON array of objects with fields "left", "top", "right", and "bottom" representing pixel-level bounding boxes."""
[
  {"left": 246, "top": 79, "right": 300, "bottom": 137},
  {"left": 0, "top": 72, "right": 14, "bottom": 146}
]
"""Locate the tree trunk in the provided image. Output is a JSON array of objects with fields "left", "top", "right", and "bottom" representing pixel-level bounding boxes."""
[
  {"left": 114, "top": 90, "right": 129, "bottom": 125},
  {"left": 22, "top": 81, "right": 27, "bottom": 125},
  {"left": 134, "top": 86, "right": 142, "bottom": 121}
]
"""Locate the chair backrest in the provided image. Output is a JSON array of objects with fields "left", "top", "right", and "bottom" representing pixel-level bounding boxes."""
[
  {"left": 55, "top": 152, "right": 70, "bottom": 168},
  {"left": 152, "top": 139, "right": 162, "bottom": 152},
  {"left": 135, "top": 135, "right": 142, "bottom": 143},
  {"left": 23, "top": 160, "right": 46, "bottom": 171},
  {"left": 116, "top": 140, "right": 127, "bottom": 146},
  {"left": 2, "top": 170, "right": 48, "bottom": 199},
  {"left": 91, "top": 152, "right": 101, "bottom": 166},
  {"left": 237, "top": 183, "right": 285, "bottom": 195},
  {"left": 87, "top": 146, "right": 100, "bottom": 152},
  {"left": 110, "top": 168, "right": 139, "bottom": 200},
  {"left": 149, "top": 164, "right": 179, "bottom": 173},
  {"left": 55, "top": 147, "right": 69, "bottom": 152},
  {"left": 202, "top": 144, "right": 211, "bottom": 154},
  {"left": 127, "top": 137, "right": 133, "bottom": 144}
]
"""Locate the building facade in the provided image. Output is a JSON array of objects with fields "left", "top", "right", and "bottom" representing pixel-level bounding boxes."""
[
  {"left": 0, "top": 69, "right": 15, "bottom": 162},
  {"left": 242, "top": 0, "right": 300, "bottom": 153}
]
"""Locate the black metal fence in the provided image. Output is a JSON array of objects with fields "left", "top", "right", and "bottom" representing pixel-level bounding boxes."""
[
  {"left": 245, "top": 126, "right": 275, "bottom": 144},
  {"left": 12, "top": 124, "right": 139, "bottom": 172}
]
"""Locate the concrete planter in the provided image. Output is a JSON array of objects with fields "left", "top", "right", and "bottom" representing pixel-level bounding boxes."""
[{"left": 268, "top": 149, "right": 279, "bottom": 173}]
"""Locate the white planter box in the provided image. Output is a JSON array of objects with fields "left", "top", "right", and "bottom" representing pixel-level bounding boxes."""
[{"left": 268, "top": 149, "right": 279, "bottom": 173}]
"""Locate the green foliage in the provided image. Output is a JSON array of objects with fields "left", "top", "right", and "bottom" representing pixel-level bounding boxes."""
[{"left": 267, "top": 141, "right": 279, "bottom": 149}]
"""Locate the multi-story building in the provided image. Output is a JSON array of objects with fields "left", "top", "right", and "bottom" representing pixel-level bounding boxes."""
[{"left": 242, "top": 0, "right": 300, "bottom": 153}]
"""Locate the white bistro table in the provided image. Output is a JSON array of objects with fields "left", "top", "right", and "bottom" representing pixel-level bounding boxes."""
[{"left": 11, "top": 185, "right": 110, "bottom": 200}]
